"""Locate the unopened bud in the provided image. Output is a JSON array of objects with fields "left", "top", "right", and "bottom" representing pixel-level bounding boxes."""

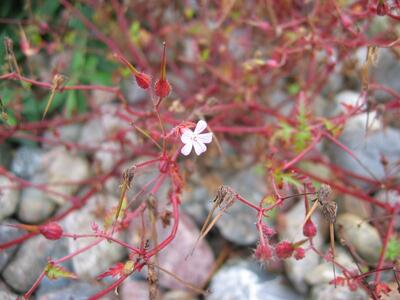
[
  {"left": 39, "top": 222, "right": 63, "bottom": 240},
  {"left": 275, "top": 241, "right": 294, "bottom": 259},
  {"left": 303, "top": 219, "right": 317, "bottom": 238},
  {"left": 135, "top": 72, "right": 151, "bottom": 89}
]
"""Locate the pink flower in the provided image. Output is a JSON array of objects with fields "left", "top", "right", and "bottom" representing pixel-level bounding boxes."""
[{"left": 180, "top": 120, "right": 213, "bottom": 156}]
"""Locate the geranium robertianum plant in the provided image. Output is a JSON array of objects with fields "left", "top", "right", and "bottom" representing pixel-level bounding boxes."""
[{"left": 0, "top": 1, "right": 399, "bottom": 299}]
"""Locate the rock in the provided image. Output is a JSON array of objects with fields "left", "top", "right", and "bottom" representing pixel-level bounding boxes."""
[
  {"left": 43, "top": 147, "right": 90, "bottom": 205},
  {"left": 79, "top": 118, "right": 105, "bottom": 147},
  {"left": 43, "top": 124, "right": 82, "bottom": 147},
  {"left": 374, "top": 190, "right": 400, "bottom": 229},
  {"left": 36, "top": 281, "right": 113, "bottom": 300},
  {"left": 0, "top": 176, "right": 19, "bottom": 221},
  {"left": 335, "top": 213, "right": 382, "bottom": 265},
  {"left": 371, "top": 48, "right": 400, "bottom": 100},
  {"left": 310, "top": 283, "right": 368, "bottom": 300},
  {"left": 156, "top": 213, "right": 214, "bottom": 290},
  {"left": 304, "top": 247, "right": 359, "bottom": 286},
  {"left": 207, "top": 259, "right": 302, "bottom": 300},
  {"left": 338, "top": 194, "right": 371, "bottom": 219},
  {"left": 0, "top": 289, "right": 18, "bottom": 300},
  {"left": 181, "top": 185, "right": 211, "bottom": 224},
  {"left": 328, "top": 127, "right": 400, "bottom": 189},
  {"left": 79, "top": 104, "right": 136, "bottom": 148},
  {"left": 332, "top": 90, "right": 381, "bottom": 131},
  {"left": 120, "top": 280, "right": 150, "bottom": 300},
  {"left": 11, "top": 146, "right": 44, "bottom": 179},
  {"left": 18, "top": 175, "right": 57, "bottom": 224},
  {"left": 0, "top": 143, "right": 12, "bottom": 168},
  {"left": 163, "top": 290, "right": 197, "bottom": 300},
  {"left": 278, "top": 200, "right": 325, "bottom": 294},
  {"left": 0, "top": 220, "right": 24, "bottom": 271},
  {"left": 94, "top": 141, "right": 123, "bottom": 172},
  {"left": 214, "top": 168, "right": 266, "bottom": 245},
  {"left": 2, "top": 235, "right": 54, "bottom": 293},
  {"left": 64, "top": 193, "right": 126, "bottom": 278}
]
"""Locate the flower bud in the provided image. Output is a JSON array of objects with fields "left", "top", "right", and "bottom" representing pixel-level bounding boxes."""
[
  {"left": 39, "top": 222, "right": 63, "bottom": 240},
  {"left": 135, "top": 72, "right": 151, "bottom": 89},
  {"left": 303, "top": 219, "right": 317, "bottom": 238},
  {"left": 254, "top": 243, "right": 273, "bottom": 261},
  {"left": 294, "top": 247, "right": 305, "bottom": 260},
  {"left": 275, "top": 241, "right": 294, "bottom": 259},
  {"left": 261, "top": 224, "right": 276, "bottom": 238},
  {"left": 155, "top": 79, "right": 171, "bottom": 98},
  {"left": 376, "top": 1, "right": 387, "bottom": 16}
]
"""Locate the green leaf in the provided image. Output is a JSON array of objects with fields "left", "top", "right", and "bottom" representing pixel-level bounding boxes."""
[
  {"left": 129, "top": 21, "right": 141, "bottom": 44},
  {"left": 45, "top": 262, "right": 77, "bottom": 280},
  {"left": 274, "top": 169, "right": 302, "bottom": 189},
  {"left": 65, "top": 90, "right": 77, "bottom": 117},
  {"left": 287, "top": 83, "right": 300, "bottom": 95},
  {"left": 385, "top": 236, "right": 400, "bottom": 261}
]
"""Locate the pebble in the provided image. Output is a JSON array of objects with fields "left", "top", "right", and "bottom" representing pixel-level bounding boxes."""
[
  {"left": 329, "top": 126, "right": 400, "bottom": 189},
  {"left": 304, "top": 247, "right": 359, "bottom": 286},
  {"left": 310, "top": 283, "right": 368, "bottom": 300},
  {"left": 10, "top": 146, "right": 43, "bottom": 179},
  {"left": 207, "top": 259, "right": 302, "bottom": 300},
  {"left": 36, "top": 281, "right": 113, "bottom": 300},
  {"left": 2, "top": 236, "right": 54, "bottom": 293},
  {"left": 120, "top": 280, "right": 150, "bottom": 300},
  {"left": 335, "top": 213, "right": 382, "bottom": 265},
  {"left": 18, "top": 175, "right": 57, "bottom": 224},
  {"left": 0, "top": 220, "right": 24, "bottom": 272},
  {"left": 156, "top": 213, "right": 214, "bottom": 290},
  {"left": 0, "top": 176, "right": 19, "bottom": 221},
  {"left": 43, "top": 147, "right": 90, "bottom": 205},
  {"left": 64, "top": 193, "right": 126, "bottom": 278},
  {"left": 214, "top": 168, "right": 266, "bottom": 245},
  {"left": 43, "top": 124, "right": 82, "bottom": 147}
]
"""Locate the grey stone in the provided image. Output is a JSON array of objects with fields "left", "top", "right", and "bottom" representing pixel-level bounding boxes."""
[
  {"left": 36, "top": 281, "right": 113, "bottom": 300},
  {"left": 304, "top": 247, "right": 359, "bottom": 286},
  {"left": 335, "top": 213, "right": 382, "bottom": 265},
  {"left": 65, "top": 193, "right": 126, "bottom": 279},
  {"left": 371, "top": 48, "right": 400, "bottom": 100},
  {"left": 214, "top": 168, "right": 267, "bottom": 245},
  {"left": 0, "top": 290, "right": 19, "bottom": 300},
  {"left": 11, "top": 146, "right": 43, "bottom": 179},
  {"left": 43, "top": 147, "right": 90, "bottom": 205},
  {"left": 18, "top": 175, "right": 57, "bottom": 224},
  {"left": 328, "top": 127, "right": 400, "bottom": 189},
  {"left": 338, "top": 194, "right": 371, "bottom": 219},
  {"left": 2, "top": 235, "right": 54, "bottom": 293},
  {"left": 121, "top": 280, "right": 150, "bottom": 300},
  {"left": 0, "top": 176, "right": 19, "bottom": 221},
  {"left": 94, "top": 141, "right": 123, "bottom": 172},
  {"left": 207, "top": 259, "right": 302, "bottom": 300},
  {"left": 0, "top": 220, "right": 24, "bottom": 272},
  {"left": 310, "top": 283, "right": 368, "bottom": 300},
  {"left": 43, "top": 124, "right": 82, "bottom": 147},
  {"left": 157, "top": 213, "right": 214, "bottom": 290}
]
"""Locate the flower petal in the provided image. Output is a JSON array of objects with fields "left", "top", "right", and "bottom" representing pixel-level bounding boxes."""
[
  {"left": 198, "top": 132, "right": 212, "bottom": 144},
  {"left": 193, "top": 141, "right": 207, "bottom": 155},
  {"left": 181, "top": 143, "right": 193, "bottom": 156},
  {"left": 181, "top": 129, "right": 193, "bottom": 144},
  {"left": 194, "top": 120, "right": 207, "bottom": 134}
]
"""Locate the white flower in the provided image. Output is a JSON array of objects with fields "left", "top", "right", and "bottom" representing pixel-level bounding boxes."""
[{"left": 180, "top": 120, "right": 213, "bottom": 156}]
